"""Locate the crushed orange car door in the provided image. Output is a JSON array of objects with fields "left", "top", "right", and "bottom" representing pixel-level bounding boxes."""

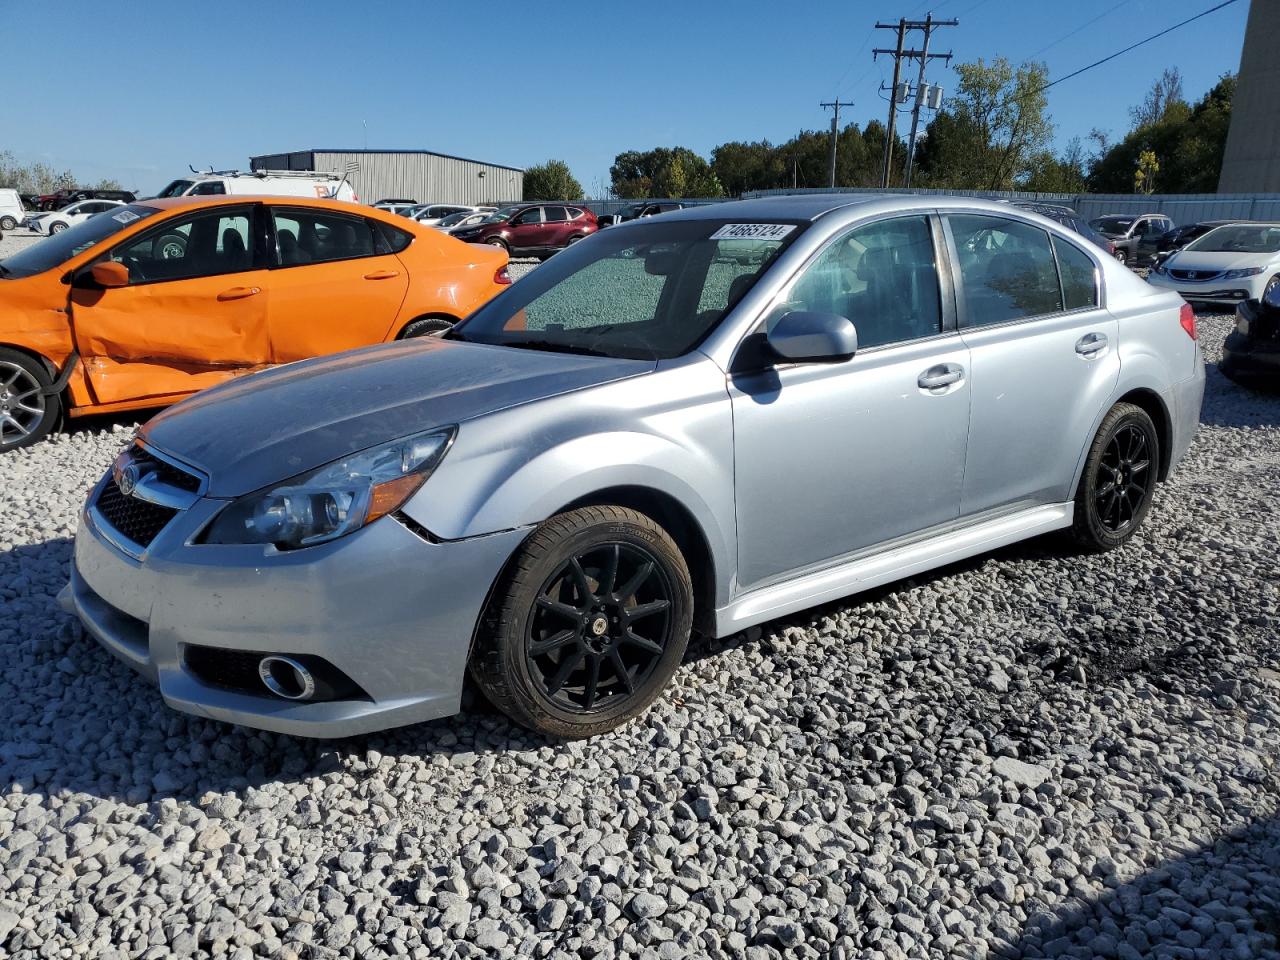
[
  {"left": 70, "top": 205, "right": 273, "bottom": 405},
  {"left": 265, "top": 207, "right": 410, "bottom": 363}
]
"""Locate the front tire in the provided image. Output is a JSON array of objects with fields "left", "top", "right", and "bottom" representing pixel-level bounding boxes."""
[
  {"left": 1113, "top": 248, "right": 1128, "bottom": 265},
  {"left": 399, "top": 317, "right": 454, "bottom": 339},
  {"left": 0, "top": 348, "right": 61, "bottom": 451},
  {"left": 0, "top": 216, "right": 16, "bottom": 231},
  {"left": 1071, "top": 403, "right": 1159, "bottom": 551},
  {"left": 49, "top": 221, "right": 68, "bottom": 234},
  {"left": 471, "top": 506, "right": 694, "bottom": 738}
]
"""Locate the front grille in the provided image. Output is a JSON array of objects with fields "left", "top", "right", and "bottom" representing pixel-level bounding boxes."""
[
  {"left": 1170, "top": 269, "right": 1223, "bottom": 282},
  {"left": 129, "top": 447, "right": 202, "bottom": 493},
  {"left": 95, "top": 476, "right": 179, "bottom": 549},
  {"left": 185, "top": 645, "right": 264, "bottom": 694}
]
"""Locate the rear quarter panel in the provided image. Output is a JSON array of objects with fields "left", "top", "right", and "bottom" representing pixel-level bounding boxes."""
[{"left": 392, "top": 235, "right": 506, "bottom": 333}]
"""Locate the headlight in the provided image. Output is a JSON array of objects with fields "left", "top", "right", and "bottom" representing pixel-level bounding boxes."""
[
  {"left": 204, "top": 427, "right": 455, "bottom": 549},
  {"left": 1223, "top": 267, "right": 1264, "bottom": 280},
  {"left": 1150, "top": 262, "right": 1166, "bottom": 275}
]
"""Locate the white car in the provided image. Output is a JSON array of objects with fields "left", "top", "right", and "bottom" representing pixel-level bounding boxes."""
[
  {"left": 1148, "top": 222, "right": 1280, "bottom": 308},
  {"left": 407, "top": 203, "right": 479, "bottom": 226},
  {"left": 0, "top": 188, "right": 26, "bottom": 231},
  {"left": 30, "top": 199, "right": 124, "bottom": 235},
  {"left": 436, "top": 210, "right": 492, "bottom": 233}
]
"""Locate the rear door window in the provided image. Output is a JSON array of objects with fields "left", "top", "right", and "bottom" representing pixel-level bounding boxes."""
[
  {"left": 544, "top": 206, "right": 568, "bottom": 222},
  {"left": 948, "top": 215, "right": 1063, "bottom": 326},
  {"left": 1052, "top": 236, "right": 1099, "bottom": 311},
  {"left": 271, "top": 208, "right": 377, "bottom": 266}
]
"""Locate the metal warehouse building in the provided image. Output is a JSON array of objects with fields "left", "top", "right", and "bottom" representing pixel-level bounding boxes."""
[{"left": 249, "top": 149, "right": 524, "bottom": 207}]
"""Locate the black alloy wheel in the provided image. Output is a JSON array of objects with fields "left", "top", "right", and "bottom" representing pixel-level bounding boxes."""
[
  {"left": 1094, "top": 423, "right": 1153, "bottom": 534},
  {"left": 1072, "top": 402, "right": 1160, "bottom": 550},
  {"left": 471, "top": 505, "right": 694, "bottom": 738},
  {"left": 527, "top": 541, "right": 673, "bottom": 713}
]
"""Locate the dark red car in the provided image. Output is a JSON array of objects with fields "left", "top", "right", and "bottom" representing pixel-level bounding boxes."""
[{"left": 450, "top": 203, "right": 596, "bottom": 258}]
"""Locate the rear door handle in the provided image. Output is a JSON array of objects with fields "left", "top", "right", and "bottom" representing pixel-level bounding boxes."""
[
  {"left": 216, "top": 286, "right": 261, "bottom": 301},
  {"left": 1075, "top": 332, "right": 1109, "bottom": 357},
  {"left": 363, "top": 270, "right": 401, "bottom": 280},
  {"left": 917, "top": 363, "right": 964, "bottom": 391}
]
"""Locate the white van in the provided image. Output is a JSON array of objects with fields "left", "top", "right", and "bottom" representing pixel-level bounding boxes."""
[
  {"left": 152, "top": 170, "right": 358, "bottom": 203},
  {"left": 0, "top": 188, "right": 26, "bottom": 231}
]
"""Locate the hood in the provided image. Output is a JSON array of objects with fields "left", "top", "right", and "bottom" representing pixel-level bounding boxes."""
[
  {"left": 1165, "top": 250, "right": 1279, "bottom": 273},
  {"left": 141, "top": 338, "right": 653, "bottom": 498}
]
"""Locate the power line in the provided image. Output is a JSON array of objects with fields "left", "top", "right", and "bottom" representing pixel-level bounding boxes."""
[
  {"left": 872, "top": 15, "right": 957, "bottom": 187},
  {"left": 1027, "top": 0, "right": 1134, "bottom": 60},
  {"left": 1037, "top": 0, "right": 1242, "bottom": 94}
]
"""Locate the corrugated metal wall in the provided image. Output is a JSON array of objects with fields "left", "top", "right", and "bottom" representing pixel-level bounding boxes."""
[
  {"left": 742, "top": 187, "right": 1280, "bottom": 225},
  {"left": 312, "top": 152, "right": 522, "bottom": 206}
]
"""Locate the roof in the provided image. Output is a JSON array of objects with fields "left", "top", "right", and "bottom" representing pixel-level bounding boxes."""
[
  {"left": 251, "top": 148, "right": 525, "bottom": 174},
  {"left": 665, "top": 193, "right": 895, "bottom": 222},
  {"left": 135, "top": 195, "right": 409, "bottom": 222}
]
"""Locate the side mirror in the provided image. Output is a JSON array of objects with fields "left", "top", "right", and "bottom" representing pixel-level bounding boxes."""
[
  {"left": 766, "top": 311, "right": 858, "bottom": 363},
  {"left": 91, "top": 260, "right": 130, "bottom": 288}
]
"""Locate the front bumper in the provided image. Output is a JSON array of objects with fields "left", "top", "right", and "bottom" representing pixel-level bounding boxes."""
[
  {"left": 62, "top": 482, "right": 529, "bottom": 738},
  {"left": 1221, "top": 330, "right": 1280, "bottom": 383},
  {"left": 1146, "top": 272, "right": 1265, "bottom": 307}
]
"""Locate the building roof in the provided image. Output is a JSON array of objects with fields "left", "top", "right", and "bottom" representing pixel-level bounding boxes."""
[{"left": 251, "top": 148, "right": 525, "bottom": 174}]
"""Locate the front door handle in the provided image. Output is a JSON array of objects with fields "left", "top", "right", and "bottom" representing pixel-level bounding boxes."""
[
  {"left": 918, "top": 364, "right": 964, "bottom": 391},
  {"left": 1075, "top": 332, "right": 1109, "bottom": 357},
  {"left": 217, "top": 286, "right": 261, "bottom": 301},
  {"left": 363, "top": 270, "right": 401, "bottom": 280}
]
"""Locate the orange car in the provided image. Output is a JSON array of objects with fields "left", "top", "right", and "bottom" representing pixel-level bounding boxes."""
[{"left": 0, "top": 195, "right": 510, "bottom": 450}]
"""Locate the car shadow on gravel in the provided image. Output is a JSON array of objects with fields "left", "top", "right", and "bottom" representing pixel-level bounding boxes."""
[
  {"left": 1201, "top": 365, "right": 1280, "bottom": 429},
  {"left": 999, "top": 815, "right": 1280, "bottom": 959}
]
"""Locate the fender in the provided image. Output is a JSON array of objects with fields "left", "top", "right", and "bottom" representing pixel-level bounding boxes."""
[{"left": 398, "top": 362, "right": 738, "bottom": 607}]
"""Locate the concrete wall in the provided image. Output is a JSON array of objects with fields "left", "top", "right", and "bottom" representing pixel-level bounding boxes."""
[
  {"left": 250, "top": 151, "right": 523, "bottom": 207},
  {"left": 1219, "top": 0, "right": 1280, "bottom": 193}
]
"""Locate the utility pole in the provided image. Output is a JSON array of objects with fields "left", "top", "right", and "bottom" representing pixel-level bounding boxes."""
[
  {"left": 874, "top": 13, "right": 957, "bottom": 188},
  {"left": 874, "top": 18, "right": 907, "bottom": 188},
  {"left": 820, "top": 99, "right": 855, "bottom": 188}
]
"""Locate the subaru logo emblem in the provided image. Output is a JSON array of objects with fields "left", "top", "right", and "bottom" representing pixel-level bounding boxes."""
[{"left": 117, "top": 462, "right": 141, "bottom": 497}]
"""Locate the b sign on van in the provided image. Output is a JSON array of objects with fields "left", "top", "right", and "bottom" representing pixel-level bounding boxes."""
[{"left": 709, "top": 223, "right": 796, "bottom": 241}]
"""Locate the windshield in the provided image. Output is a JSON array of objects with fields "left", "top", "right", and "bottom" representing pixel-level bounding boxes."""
[
  {"left": 1091, "top": 216, "right": 1133, "bottom": 234},
  {"left": 479, "top": 206, "right": 519, "bottom": 224},
  {"left": 0, "top": 204, "right": 161, "bottom": 279},
  {"left": 437, "top": 211, "right": 470, "bottom": 227},
  {"left": 155, "top": 179, "right": 194, "bottom": 198},
  {"left": 451, "top": 218, "right": 803, "bottom": 360},
  {"left": 1184, "top": 224, "right": 1280, "bottom": 254}
]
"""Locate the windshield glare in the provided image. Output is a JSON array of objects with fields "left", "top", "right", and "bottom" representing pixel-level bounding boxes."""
[
  {"left": 156, "top": 179, "right": 193, "bottom": 198},
  {"left": 1092, "top": 217, "right": 1133, "bottom": 233},
  {"left": 437, "top": 212, "right": 469, "bottom": 227},
  {"left": 451, "top": 219, "right": 802, "bottom": 360},
  {"left": 0, "top": 204, "right": 160, "bottom": 279},
  {"left": 480, "top": 207, "right": 518, "bottom": 224},
  {"left": 1184, "top": 224, "right": 1280, "bottom": 254}
]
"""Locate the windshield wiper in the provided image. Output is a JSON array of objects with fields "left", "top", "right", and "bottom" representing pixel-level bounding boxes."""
[{"left": 504, "top": 339, "right": 611, "bottom": 358}]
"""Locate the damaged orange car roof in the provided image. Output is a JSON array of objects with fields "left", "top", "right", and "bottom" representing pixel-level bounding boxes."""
[{"left": 0, "top": 194, "right": 511, "bottom": 449}]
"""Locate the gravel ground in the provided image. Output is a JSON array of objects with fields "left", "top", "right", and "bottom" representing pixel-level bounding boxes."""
[{"left": 2, "top": 231, "right": 1280, "bottom": 959}]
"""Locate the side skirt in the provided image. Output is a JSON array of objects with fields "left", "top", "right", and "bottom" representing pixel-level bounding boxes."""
[{"left": 714, "top": 501, "right": 1074, "bottom": 637}]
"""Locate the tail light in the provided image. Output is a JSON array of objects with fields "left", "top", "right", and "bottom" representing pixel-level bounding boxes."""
[
  {"left": 1179, "top": 302, "right": 1197, "bottom": 340},
  {"left": 494, "top": 265, "right": 511, "bottom": 285}
]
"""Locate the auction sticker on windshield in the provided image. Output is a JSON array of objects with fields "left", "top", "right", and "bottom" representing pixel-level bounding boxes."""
[{"left": 709, "top": 223, "right": 796, "bottom": 241}]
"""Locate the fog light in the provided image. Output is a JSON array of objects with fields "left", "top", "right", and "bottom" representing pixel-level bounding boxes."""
[{"left": 258, "top": 655, "right": 316, "bottom": 701}]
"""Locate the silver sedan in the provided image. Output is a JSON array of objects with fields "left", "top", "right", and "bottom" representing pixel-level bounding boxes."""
[{"left": 63, "top": 195, "right": 1204, "bottom": 738}]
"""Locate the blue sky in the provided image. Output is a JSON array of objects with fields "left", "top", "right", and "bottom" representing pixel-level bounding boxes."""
[{"left": 2, "top": 0, "right": 1250, "bottom": 196}]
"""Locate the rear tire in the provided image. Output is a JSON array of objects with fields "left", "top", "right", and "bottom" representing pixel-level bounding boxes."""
[
  {"left": 1071, "top": 403, "right": 1159, "bottom": 551},
  {"left": 399, "top": 317, "right": 455, "bottom": 339},
  {"left": 470, "top": 506, "right": 694, "bottom": 738},
  {"left": 0, "top": 348, "right": 61, "bottom": 451}
]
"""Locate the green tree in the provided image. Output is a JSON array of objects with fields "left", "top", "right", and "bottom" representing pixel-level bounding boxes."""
[
  {"left": 912, "top": 57, "right": 1052, "bottom": 190},
  {"left": 523, "top": 159, "right": 584, "bottom": 201},
  {"left": 1129, "top": 68, "right": 1186, "bottom": 131},
  {"left": 1134, "top": 149, "right": 1159, "bottom": 194},
  {"left": 609, "top": 147, "right": 724, "bottom": 199},
  {"left": 0, "top": 151, "right": 122, "bottom": 193},
  {"left": 1088, "top": 74, "right": 1234, "bottom": 193},
  {"left": 1021, "top": 137, "right": 1088, "bottom": 193}
]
